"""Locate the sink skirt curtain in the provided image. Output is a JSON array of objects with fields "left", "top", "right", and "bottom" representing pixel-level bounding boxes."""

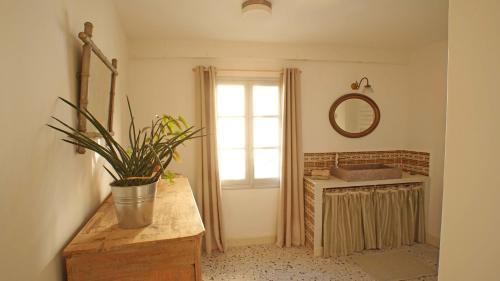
[{"left": 322, "top": 184, "right": 425, "bottom": 257}]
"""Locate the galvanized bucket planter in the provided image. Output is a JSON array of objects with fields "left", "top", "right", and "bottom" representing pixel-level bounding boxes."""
[{"left": 111, "top": 180, "right": 158, "bottom": 229}]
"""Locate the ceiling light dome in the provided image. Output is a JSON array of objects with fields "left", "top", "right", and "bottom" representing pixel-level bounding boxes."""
[{"left": 242, "top": 0, "right": 272, "bottom": 14}]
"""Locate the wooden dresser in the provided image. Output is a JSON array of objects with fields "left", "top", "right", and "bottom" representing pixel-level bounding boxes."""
[{"left": 63, "top": 177, "right": 205, "bottom": 281}]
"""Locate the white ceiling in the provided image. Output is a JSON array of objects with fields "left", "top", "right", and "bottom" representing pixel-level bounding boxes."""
[{"left": 113, "top": 0, "right": 448, "bottom": 49}]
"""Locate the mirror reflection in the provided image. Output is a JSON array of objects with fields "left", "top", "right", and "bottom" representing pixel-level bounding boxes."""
[
  {"left": 334, "top": 98, "right": 375, "bottom": 133},
  {"left": 86, "top": 54, "right": 111, "bottom": 130}
]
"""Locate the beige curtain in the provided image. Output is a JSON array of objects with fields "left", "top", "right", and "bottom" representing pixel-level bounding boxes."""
[
  {"left": 375, "top": 188, "right": 403, "bottom": 249},
  {"left": 276, "top": 68, "right": 304, "bottom": 247},
  {"left": 194, "top": 66, "right": 225, "bottom": 254},
  {"left": 375, "top": 185, "right": 425, "bottom": 249},
  {"left": 323, "top": 189, "right": 373, "bottom": 257},
  {"left": 361, "top": 189, "right": 377, "bottom": 249},
  {"left": 411, "top": 185, "right": 426, "bottom": 242},
  {"left": 322, "top": 184, "right": 425, "bottom": 257}
]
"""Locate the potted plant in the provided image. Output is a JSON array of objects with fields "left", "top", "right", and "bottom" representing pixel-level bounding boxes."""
[{"left": 48, "top": 97, "right": 201, "bottom": 228}]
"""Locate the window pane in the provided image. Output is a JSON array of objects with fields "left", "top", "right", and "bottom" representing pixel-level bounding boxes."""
[
  {"left": 253, "top": 117, "right": 280, "bottom": 148},
  {"left": 219, "top": 149, "right": 246, "bottom": 180},
  {"left": 253, "top": 85, "right": 280, "bottom": 116},
  {"left": 254, "top": 149, "right": 280, "bottom": 179},
  {"left": 216, "top": 84, "right": 245, "bottom": 116},
  {"left": 217, "top": 117, "right": 245, "bottom": 148}
]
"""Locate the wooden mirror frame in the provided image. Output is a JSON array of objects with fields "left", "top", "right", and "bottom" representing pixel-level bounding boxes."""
[
  {"left": 328, "top": 93, "right": 380, "bottom": 138},
  {"left": 77, "top": 22, "right": 118, "bottom": 153}
]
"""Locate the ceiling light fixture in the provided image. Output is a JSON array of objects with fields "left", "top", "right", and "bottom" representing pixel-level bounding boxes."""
[
  {"left": 242, "top": 0, "right": 272, "bottom": 14},
  {"left": 351, "top": 77, "right": 374, "bottom": 94}
]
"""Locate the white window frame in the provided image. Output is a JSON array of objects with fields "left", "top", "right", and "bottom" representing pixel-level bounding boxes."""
[{"left": 216, "top": 77, "right": 282, "bottom": 190}]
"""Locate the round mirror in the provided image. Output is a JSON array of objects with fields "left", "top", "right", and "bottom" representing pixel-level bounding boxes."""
[{"left": 329, "top": 93, "right": 380, "bottom": 138}]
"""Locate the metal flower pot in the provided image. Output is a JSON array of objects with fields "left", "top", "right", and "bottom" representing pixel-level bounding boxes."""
[{"left": 110, "top": 180, "right": 158, "bottom": 229}]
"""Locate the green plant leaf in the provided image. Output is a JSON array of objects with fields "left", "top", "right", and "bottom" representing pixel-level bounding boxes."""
[{"left": 48, "top": 96, "right": 203, "bottom": 187}]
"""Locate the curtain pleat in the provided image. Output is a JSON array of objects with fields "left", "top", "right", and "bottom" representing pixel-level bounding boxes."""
[
  {"left": 194, "top": 66, "right": 225, "bottom": 254},
  {"left": 375, "top": 188, "right": 403, "bottom": 249},
  {"left": 360, "top": 190, "right": 377, "bottom": 249},
  {"left": 348, "top": 191, "right": 365, "bottom": 252},
  {"left": 413, "top": 185, "right": 426, "bottom": 243},
  {"left": 323, "top": 192, "right": 351, "bottom": 257},
  {"left": 399, "top": 187, "right": 412, "bottom": 245},
  {"left": 374, "top": 189, "right": 388, "bottom": 249},
  {"left": 322, "top": 184, "right": 425, "bottom": 257}
]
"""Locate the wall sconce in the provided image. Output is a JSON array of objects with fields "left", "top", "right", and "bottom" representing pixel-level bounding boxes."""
[
  {"left": 351, "top": 77, "right": 374, "bottom": 94},
  {"left": 242, "top": 0, "right": 272, "bottom": 14}
]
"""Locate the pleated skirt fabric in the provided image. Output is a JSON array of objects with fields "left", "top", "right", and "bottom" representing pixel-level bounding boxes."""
[{"left": 322, "top": 184, "right": 425, "bottom": 257}]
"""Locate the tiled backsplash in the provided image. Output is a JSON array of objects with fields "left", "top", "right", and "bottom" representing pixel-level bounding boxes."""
[
  {"left": 304, "top": 150, "right": 430, "bottom": 176},
  {"left": 304, "top": 179, "right": 315, "bottom": 249}
]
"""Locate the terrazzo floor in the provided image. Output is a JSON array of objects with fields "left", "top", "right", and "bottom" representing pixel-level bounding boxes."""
[{"left": 202, "top": 244, "right": 439, "bottom": 281}]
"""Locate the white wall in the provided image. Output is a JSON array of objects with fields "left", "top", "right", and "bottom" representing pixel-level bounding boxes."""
[
  {"left": 438, "top": 1, "right": 500, "bottom": 280},
  {"left": 407, "top": 41, "right": 448, "bottom": 246},
  {"left": 0, "top": 0, "right": 128, "bottom": 280},
  {"left": 300, "top": 61, "right": 410, "bottom": 152},
  {"left": 128, "top": 41, "right": 427, "bottom": 245}
]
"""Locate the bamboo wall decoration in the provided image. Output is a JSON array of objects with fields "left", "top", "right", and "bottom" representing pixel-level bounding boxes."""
[
  {"left": 77, "top": 21, "right": 118, "bottom": 154},
  {"left": 108, "top": 59, "right": 117, "bottom": 132}
]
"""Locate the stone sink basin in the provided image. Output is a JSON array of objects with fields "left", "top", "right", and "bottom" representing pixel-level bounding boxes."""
[{"left": 331, "top": 164, "right": 402, "bottom": 182}]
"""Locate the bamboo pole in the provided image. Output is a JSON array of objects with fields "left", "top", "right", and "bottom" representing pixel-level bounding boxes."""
[
  {"left": 108, "top": 59, "right": 118, "bottom": 132},
  {"left": 78, "top": 32, "right": 118, "bottom": 75}
]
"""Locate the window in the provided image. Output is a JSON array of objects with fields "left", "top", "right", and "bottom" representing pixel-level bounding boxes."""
[{"left": 216, "top": 79, "right": 281, "bottom": 188}]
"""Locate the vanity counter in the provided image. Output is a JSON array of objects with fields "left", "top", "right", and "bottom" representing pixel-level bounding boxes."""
[
  {"left": 304, "top": 172, "right": 428, "bottom": 189},
  {"left": 304, "top": 172, "right": 429, "bottom": 256}
]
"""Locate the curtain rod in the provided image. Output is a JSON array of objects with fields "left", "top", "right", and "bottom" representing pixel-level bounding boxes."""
[
  {"left": 191, "top": 67, "right": 303, "bottom": 74},
  {"left": 192, "top": 67, "right": 284, "bottom": 73},
  {"left": 133, "top": 55, "right": 407, "bottom": 66}
]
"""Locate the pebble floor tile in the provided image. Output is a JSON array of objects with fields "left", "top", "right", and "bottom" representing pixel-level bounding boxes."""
[{"left": 202, "top": 244, "right": 439, "bottom": 281}]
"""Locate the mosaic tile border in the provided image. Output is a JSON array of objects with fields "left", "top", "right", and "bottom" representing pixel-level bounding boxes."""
[
  {"left": 304, "top": 180, "right": 315, "bottom": 249},
  {"left": 304, "top": 150, "right": 430, "bottom": 176}
]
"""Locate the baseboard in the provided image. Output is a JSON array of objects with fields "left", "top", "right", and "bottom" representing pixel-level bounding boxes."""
[
  {"left": 226, "top": 236, "right": 276, "bottom": 247},
  {"left": 426, "top": 233, "right": 440, "bottom": 248},
  {"left": 226, "top": 234, "right": 440, "bottom": 249}
]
